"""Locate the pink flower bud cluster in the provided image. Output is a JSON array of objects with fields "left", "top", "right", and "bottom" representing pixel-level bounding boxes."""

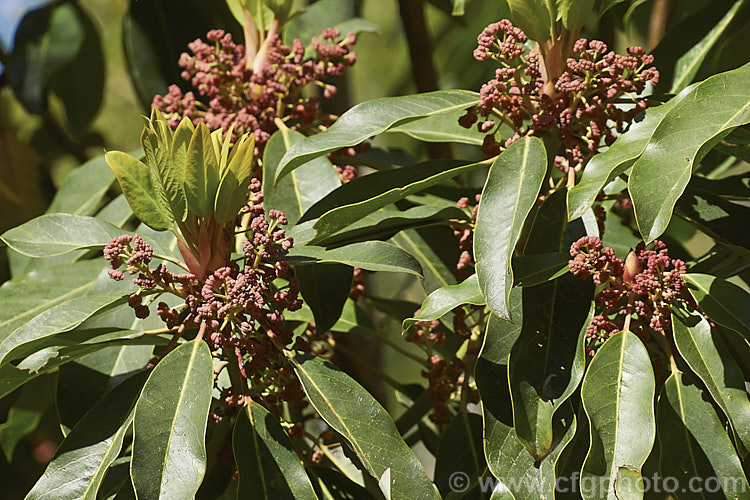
[
  {"left": 569, "top": 236, "right": 691, "bottom": 356},
  {"left": 460, "top": 20, "right": 659, "bottom": 167},
  {"left": 452, "top": 194, "right": 481, "bottom": 281},
  {"left": 153, "top": 28, "right": 357, "bottom": 153}
]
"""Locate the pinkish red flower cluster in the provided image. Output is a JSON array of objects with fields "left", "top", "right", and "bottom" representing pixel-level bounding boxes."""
[
  {"left": 568, "top": 236, "right": 691, "bottom": 355},
  {"left": 153, "top": 28, "right": 357, "bottom": 153},
  {"left": 460, "top": 20, "right": 659, "bottom": 168}
]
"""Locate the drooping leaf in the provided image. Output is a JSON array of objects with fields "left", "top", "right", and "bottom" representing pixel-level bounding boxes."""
[
  {"left": 296, "top": 263, "right": 353, "bottom": 333},
  {"left": 291, "top": 354, "right": 439, "bottom": 500},
  {"left": 509, "top": 274, "right": 593, "bottom": 460},
  {"left": 262, "top": 129, "right": 341, "bottom": 226},
  {"left": 233, "top": 402, "right": 318, "bottom": 500},
  {"left": 657, "top": 371, "right": 750, "bottom": 499},
  {"left": 567, "top": 93, "right": 691, "bottom": 221},
  {"left": 184, "top": 122, "right": 221, "bottom": 218},
  {"left": 474, "top": 136, "right": 547, "bottom": 321},
  {"left": 402, "top": 274, "right": 484, "bottom": 333},
  {"left": 0, "top": 291, "right": 128, "bottom": 367},
  {"left": 580, "top": 331, "right": 656, "bottom": 500},
  {"left": 131, "top": 340, "right": 214, "bottom": 499},
  {"left": 26, "top": 372, "right": 148, "bottom": 500},
  {"left": 286, "top": 241, "right": 422, "bottom": 276},
  {"left": 391, "top": 228, "right": 457, "bottom": 294},
  {"left": 683, "top": 273, "right": 750, "bottom": 340},
  {"left": 274, "top": 91, "right": 479, "bottom": 184},
  {"left": 669, "top": 0, "right": 746, "bottom": 93},
  {"left": 0, "top": 214, "right": 125, "bottom": 257},
  {"left": 105, "top": 152, "right": 174, "bottom": 231},
  {"left": 672, "top": 309, "right": 750, "bottom": 455},
  {"left": 629, "top": 62, "right": 750, "bottom": 242}
]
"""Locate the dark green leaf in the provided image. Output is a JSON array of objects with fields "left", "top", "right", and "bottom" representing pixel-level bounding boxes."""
[
  {"left": 291, "top": 354, "right": 438, "bottom": 500},
  {"left": 629, "top": 62, "right": 750, "bottom": 242},
  {"left": 392, "top": 229, "right": 457, "bottom": 294},
  {"left": 274, "top": 91, "right": 479, "bottom": 184},
  {"left": 657, "top": 371, "right": 750, "bottom": 499},
  {"left": 286, "top": 241, "right": 422, "bottom": 276},
  {"left": 296, "top": 263, "right": 353, "bottom": 333},
  {"left": 683, "top": 273, "right": 750, "bottom": 340},
  {"left": 672, "top": 309, "right": 750, "bottom": 455},
  {"left": 0, "top": 376, "right": 54, "bottom": 461},
  {"left": 675, "top": 187, "right": 750, "bottom": 256},
  {"left": 27, "top": 372, "right": 147, "bottom": 500},
  {"left": 402, "top": 274, "right": 483, "bottom": 332},
  {"left": 106, "top": 152, "right": 174, "bottom": 231},
  {"left": 580, "top": 331, "right": 656, "bottom": 500},
  {"left": 511, "top": 252, "right": 570, "bottom": 287},
  {"left": 262, "top": 129, "right": 341, "bottom": 226},
  {"left": 475, "top": 136, "right": 547, "bottom": 321},
  {"left": 131, "top": 340, "right": 214, "bottom": 499},
  {"left": 233, "top": 402, "right": 318, "bottom": 500},
  {"left": 0, "top": 214, "right": 125, "bottom": 257},
  {"left": 434, "top": 412, "right": 485, "bottom": 498}
]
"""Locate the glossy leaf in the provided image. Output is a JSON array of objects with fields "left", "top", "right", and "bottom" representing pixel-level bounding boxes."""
[
  {"left": 669, "top": 0, "right": 746, "bottom": 93},
  {"left": 683, "top": 273, "right": 750, "bottom": 339},
  {"left": 629, "top": 62, "right": 750, "bottom": 242},
  {"left": 296, "top": 263, "right": 353, "bottom": 333},
  {"left": 391, "top": 229, "right": 457, "bottom": 294},
  {"left": 262, "top": 128, "right": 341, "bottom": 226},
  {"left": 291, "top": 354, "right": 438, "bottom": 500},
  {"left": 567, "top": 93, "right": 689, "bottom": 221},
  {"left": 580, "top": 331, "right": 656, "bottom": 500},
  {"left": 509, "top": 274, "right": 593, "bottom": 460},
  {"left": 286, "top": 241, "right": 422, "bottom": 276},
  {"left": 233, "top": 402, "right": 318, "bottom": 500},
  {"left": 274, "top": 90, "right": 479, "bottom": 184},
  {"left": 389, "top": 110, "right": 485, "bottom": 145},
  {"left": 27, "top": 372, "right": 147, "bottom": 500},
  {"left": 657, "top": 371, "right": 750, "bottom": 499},
  {"left": 402, "top": 274, "right": 484, "bottom": 332},
  {"left": 0, "top": 291, "right": 127, "bottom": 367},
  {"left": 106, "top": 152, "right": 174, "bottom": 231},
  {"left": 672, "top": 309, "right": 750, "bottom": 454},
  {"left": 301, "top": 159, "right": 487, "bottom": 241},
  {"left": 1, "top": 214, "right": 125, "bottom": 258},
  {"left": 131, "top": 340, "right": 214, "bottom": 499},
  {"left": 474, "top": 136, "right": 547, "bottom": 321},
  {"left": 184, "top": 123, "right": 221, "bottom": 218},
  {"left": 511, "top": 252, "right": 569, "bottom": 287}
]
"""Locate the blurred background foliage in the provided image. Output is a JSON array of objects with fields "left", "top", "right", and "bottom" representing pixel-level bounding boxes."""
[{"left": 0, "top": 0, "right": 749, "bottom": 496}]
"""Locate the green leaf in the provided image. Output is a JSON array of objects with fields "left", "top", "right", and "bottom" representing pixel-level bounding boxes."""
[
  {"left": 262, "top": 129, "right": 341, "bottom": 226},
  {"left": 475, "top": 136, "right": 547, "bottom": 321},
  {"left": 580, "top": 331, "right": 656, "bottom": 500},
  {"left": 567, "top": 93, "right": 690, "bottom": 221},
  {"left": 512, "top": 252, "right": 570, "bottom": 287},
  {"left": 392, "top": 229, "right": 457, "bottom": 294},
  {"left": 0, "top": 291, "right": 127, "bottom": 367},
  {"left": 143, "top": 120, "right": 189, "bottom": 223},
  {"left": 558, "top": 0, "right": 594, "bottom": 31},
  {"left": 301, "top": 159, "right": 487, "bottom": 242},
  {"left": 629, "top": 62, "right": 750, "bottom": 242},
  {"left": 296, "top": 263, "right": 353, "bottom": 333},
  {"left": 434, "top": 412, "right": 485, "bottom": 497},
  {"left": 286, "top": 241, "right": 422, "bottom": 276},
  {"left": 214, "top": 135, "right": 255, "bottom": 223},
  {"left": 389, "top": 110, "right": 485, "bottom": 145},
  {"left": 657, "top": 371, "right": 750, "bottom": 499},
  {"left": 5, "top": 3, "right": 84, "bottom": 115},
  {"left": 509, "top": 274, "right": 593, "bottom": 460},
  {"left": 0, "top": 376, "right": 53, "bottom": 461},
  {"left": 27, "top": 372, "right": 147, "bottom": 500},
  {"left": 274, "top": 90, "right": 479, "bottom": 184},
  {"left": 507, "top": 0, "right": 554, "bottom": 42},
  {"left": 672, "top": 309, "right": 750, "bottom": 456},
  {"left": 675, "top": 187, "right": 750, "bottom": 255},
  {"left": 402, "top": 274, "right": 484, "bottom": 332},
  {"left": 291, "top": 354, "right": 438, "bottom": 500},
  {"left": 451, "top": 0, "right": 467, "bottom": 16},
  {"left": 669, "top": 0, "right": 746, "bottom": 93},
  {"left": 683, "top": 273, "right": 750, "bottom": 340},
  {"left": 598, "top": 0, "right": 626, "bottom": 15},
  {"left": 131, "top": 340, "right": 214, "bottom": 499},
  {"left": 184, "top": 123, "right": 221, "bottom": 218},
  {"left": 233, "top": 402, "right": 318, "bottom": 500},
  {"left": 106, "top": 151, "right": 174, "bottom": 231},
  {"left": 47, "top": 155, "right": 116, "bottom": 216},
  {"left": 0, "top": 214, "right": 125, "bottom": 257}
]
